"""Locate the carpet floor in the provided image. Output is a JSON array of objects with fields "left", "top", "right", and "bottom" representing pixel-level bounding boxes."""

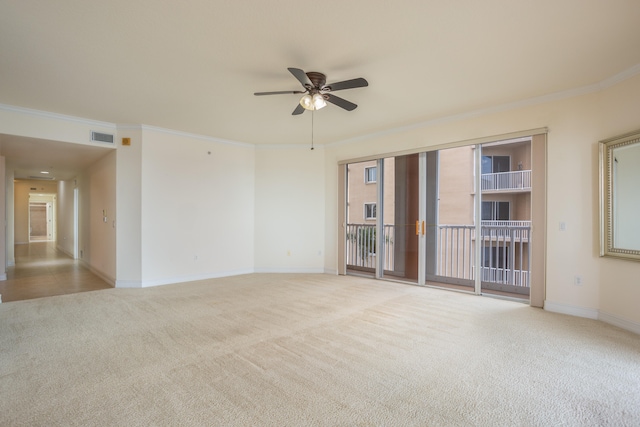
[{"left": 1, "top": 273, "right": 639, "bottom": 426}]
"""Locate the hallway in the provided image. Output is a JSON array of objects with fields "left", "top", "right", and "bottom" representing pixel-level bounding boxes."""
[{"left": 0, "top": 242, "right": 112, "bottom": 302}]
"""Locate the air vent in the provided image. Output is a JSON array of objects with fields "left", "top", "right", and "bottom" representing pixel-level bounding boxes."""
[
  {"left": 29, "top": 176, "right": 55, "bottom": 181},
  {"left": 91, "top": 131, "right": 114, "bottom": 144}
]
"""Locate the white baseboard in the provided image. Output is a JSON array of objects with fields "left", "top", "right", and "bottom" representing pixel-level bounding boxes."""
[
  {"left": 253, "top": 267, "right": 326, "bottom": 274},
  {"left": 80, "top": 260, "right": 116, "bottom": 287},
  {"left": 139, "top": 268, "right": 255, "bottom": 288},
  {"left": 545, "top": 300, "right": 640, "bottom": 335},
  {"left": 544, "top": 300, "right": 599, "bottom": 319},
  {"left": 323, "top": 268, "right": 338, "bottom": 275},
  {"left": 56, "top": 244, "right": 74, "bottom": 259},
  {"left": 118, "top": 269, "right": 331, "bottom": 288},
  {"left": 599, "top": 311, "right": 640, "bottom": 335},
  {"left": 115, "top": 280, "right": 143, "bottom": 288},
  {"left": 7, "top": 259, "right": 15, "bottom": 267}
]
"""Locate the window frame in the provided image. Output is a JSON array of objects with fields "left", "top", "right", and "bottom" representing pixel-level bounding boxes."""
[
  {"left": 364, "top": 202, "right": 377, "bottom": 220},
  {"left": 364, "top": 166, "right": 377, "bottom": 184},
  {"left": 481, "top": 201, "right": 510, "bottom": 221}
]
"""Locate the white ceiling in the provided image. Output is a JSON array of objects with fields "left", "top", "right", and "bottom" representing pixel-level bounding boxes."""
[{"left": 1, "top": 0, "right": 640, "bottom": 179}]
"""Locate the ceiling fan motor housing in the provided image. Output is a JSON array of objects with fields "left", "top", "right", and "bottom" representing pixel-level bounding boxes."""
[{"left": 305, "top": 72, "right": 327, "bottom": 90}]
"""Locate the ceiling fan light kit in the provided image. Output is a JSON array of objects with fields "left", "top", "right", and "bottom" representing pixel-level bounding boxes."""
[
  {"left": 255, "top": 67, "right": 368, "bottom": 115},
  {"left": 300, "top": 93, "right": 327, "bottom": 111}
]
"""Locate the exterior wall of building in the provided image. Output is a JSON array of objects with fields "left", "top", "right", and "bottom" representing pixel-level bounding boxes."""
[
  {"left": 438, "top": 146, "right": 475, "bottom": 225},
  {"left": 347, "top": 158, "right": 395, "bottom": 225}
]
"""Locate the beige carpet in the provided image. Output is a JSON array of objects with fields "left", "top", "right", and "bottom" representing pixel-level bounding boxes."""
[{"left": 1, "top": 273, "right": 639, "bottom": 426}]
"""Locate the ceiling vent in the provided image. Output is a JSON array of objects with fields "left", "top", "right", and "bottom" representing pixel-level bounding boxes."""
[
  {"left": 91, "top": 131, "right": 114, "bottom": 144},
  {"left": 29, "top": 176, "right": 55, "bottom": 181}
]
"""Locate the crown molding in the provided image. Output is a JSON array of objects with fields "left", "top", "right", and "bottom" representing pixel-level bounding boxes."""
[
  {"left": 0, "top": 103, "right": 117, "bottom": 129},
  {"left": 255, "top": 143, "right": 324, "bottom": 151},
  {"left": 131, "top": 124, "right": 254, "bottom": 148},
  {"left": 327, "top": 62, "right": 640, "bottom": 148}
]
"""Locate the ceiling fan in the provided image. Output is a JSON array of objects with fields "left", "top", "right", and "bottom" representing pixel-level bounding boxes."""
[{"left": 254, "top": 68, "right": 368, "bottom": 115}]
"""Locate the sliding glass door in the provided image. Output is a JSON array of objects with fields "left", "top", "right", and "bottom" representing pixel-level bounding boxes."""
[{"left": 343, "top": 133, "right": 545, "bottom": 304}]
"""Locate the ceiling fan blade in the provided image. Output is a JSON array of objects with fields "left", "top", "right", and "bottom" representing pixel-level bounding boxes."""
[
  {"left": 324, "top": 77, "right": 368, "bottom": 92},
  {"left": 325, "top": 94, "right": 357, "bottom": 111},
  {"left": 292, "top": 104, "right": 305, "bottom": 115},
  {"left": 254, "top": 90, "right": 304, "bottom": 96},
  {"left": 288, "top": 68, "right": 313, "bottom": 88}
]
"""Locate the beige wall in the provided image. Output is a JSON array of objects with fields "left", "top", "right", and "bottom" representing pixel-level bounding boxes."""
[
  {"left": 254, "top": 146, "right": 325, "bottom": 272},
  {"left": 57, "top": 179, "right": 76, "bottom": 258},
  {"left": 80, "top": 151, "right": 117, "bottom": 283},
  {"left": 438, "top": 146, "right": 475, "bottom": 225},
  {"left": 347, "top": 158, "right": 395, "bottom": 225},
  {"left": 325, "top": 72, "right": 640, "bottom": 330},
  {"left": 14, "top": 179, "right": 58, "bottom": 244}
]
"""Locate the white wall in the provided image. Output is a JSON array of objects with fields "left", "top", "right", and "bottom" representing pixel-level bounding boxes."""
[
  {"left": 79, "top": 150, "right": 117, "bottom": 284},
  {"left": 0, "top": 104, "right": 117, "bottom": 146},
  {"left": 115, "top": 127, "right": 143, "bottom": 287},
  {"left": 139, "top": 129, "right": 255, "bottom": 286},
  {"left": 5, "top": 164, "right": 14, "bottom": 266},
  {"left": 324, "top": 73, "right": 640, "bottom": 330},
  {"left": 254, "top": 146, "right": 326, "bottom": 273},
  {"left": 57, "top": 179, "right": 76, "bottom": 257}
]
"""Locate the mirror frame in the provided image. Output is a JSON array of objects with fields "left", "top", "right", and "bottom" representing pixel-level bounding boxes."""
[{"left": 599, "top": 129, "right": 640, "bottom": 261}]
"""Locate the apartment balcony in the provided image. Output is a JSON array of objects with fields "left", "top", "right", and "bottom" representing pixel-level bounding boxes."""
[
  {"left": 481, "top": 170, "right": 531, "bottom": 192},
  {"left": 480, "top": 221, "right": 531, "bottom": 242},
  {"left": 346, "top": 223, "right": 531, "bottom": 291}
]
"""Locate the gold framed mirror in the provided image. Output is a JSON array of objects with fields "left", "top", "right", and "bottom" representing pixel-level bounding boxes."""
[{"left": 599, "top": 129, "right": 640, "bottom": 261}]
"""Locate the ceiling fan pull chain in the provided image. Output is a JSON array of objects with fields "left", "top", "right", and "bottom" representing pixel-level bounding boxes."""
[{"left": 311, "top": 110, "right": 315, "bottom": 151}]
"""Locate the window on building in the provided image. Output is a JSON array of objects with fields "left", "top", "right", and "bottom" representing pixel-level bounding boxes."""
[
  {"left": 364, "top": 166, "right": 377, "bottom": 183},
  {"left": 483, "top": 246, "right": 510, "bottom": 268},
  {"left": 364, "top": 203, "right": 377, "bottom": 220},
  {"left": 482, "top": 201, "right": 510, "bottom": 221},
  {"left": 481, "top": 155, "right": 510, "bottom": 174}
]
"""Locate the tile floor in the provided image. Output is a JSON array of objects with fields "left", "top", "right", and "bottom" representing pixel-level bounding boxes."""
[{"left": 0, "top": 242, "right": 112, "bottom": 302}]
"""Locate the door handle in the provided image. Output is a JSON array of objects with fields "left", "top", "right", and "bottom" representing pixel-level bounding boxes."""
[
  {"left": 415, "top": 220, "right": 420, "bottom": 236},
  {"left": 416, "top": 220, "right": 426, "bottom": 236}
]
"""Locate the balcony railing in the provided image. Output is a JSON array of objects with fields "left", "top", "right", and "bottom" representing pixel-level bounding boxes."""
[
  {"left": 437, "top": 224, "right": 531, "bottom": 288},
  {"left": 481, "top": 170, "right": 531, "bottom": 191},
  {"left": 346, "top": 224, "right": 395, "bottom": 271},
  {"left": 346, "top": 222, "right": 531, "bottom": 289}
]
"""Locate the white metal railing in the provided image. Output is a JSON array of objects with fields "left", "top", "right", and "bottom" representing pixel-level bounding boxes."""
[
  {"left": 481, "top": 220, "right": 531, "bottom": 227},
  {"left": 436, "top": 224, "right": 531, "bottom": 287},
  {"left": 480, "top": 224, "right": 530, "bottom": 241},
  {"left": 346, "top": 224, "right": 395, "bottom": 270},
  {"left": 481, "top": 170, "right": 531, "bottom": 191},
  {"left": 436, "top": 225, "right": 475, "bottom": 280},
  {"left": 347, "top": 223, "right": 531, "bottom": 288},
  {"left": 480, "top": 267, "right": 530, "bottom": 287}
]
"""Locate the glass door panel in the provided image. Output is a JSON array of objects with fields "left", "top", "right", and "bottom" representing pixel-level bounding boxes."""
[
  {"left": 479, "top": 140, "right": 532, "bottom": 299},
  {"left": 381, "top": 154, "right": 419, "bottom": 283},
  {"left": 426, "top": 146, "right": 476, "bottom": 291},
  {"left": 345, "top": 160, "right": 378, "bottom": 277}
]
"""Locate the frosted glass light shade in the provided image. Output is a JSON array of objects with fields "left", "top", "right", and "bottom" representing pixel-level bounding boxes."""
[
  {"left": 299, "top": 94, "right": 313, "bottom": 110},
  {"left": 312, "top": 93, "right": 327, "bottom": 110},
  {"left": 300, "top": 93, "right": 327, "bottom": 110}
]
